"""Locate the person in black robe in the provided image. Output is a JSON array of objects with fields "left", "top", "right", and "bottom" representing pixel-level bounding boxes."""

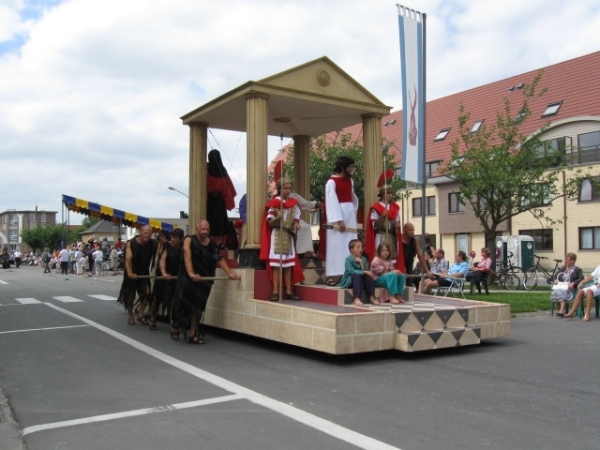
[
  {"left": 173, "top": 220, "right": 238, "bottom": 344},
  {"left": 207, "top": 149, "right": 237, "bottom": 248},
  {"left": 117, "top": 225, "right": 158, "bottom": 325},
  {"left": 148, "top": 228, "right": 184, "bottom": 333}
]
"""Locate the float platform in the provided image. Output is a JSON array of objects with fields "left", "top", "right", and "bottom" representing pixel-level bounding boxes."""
[{"left": 202, "top": 255, "right": 510, "bottom": 354}]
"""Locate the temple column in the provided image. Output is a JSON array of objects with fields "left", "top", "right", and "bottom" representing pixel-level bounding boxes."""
[
  {"left": 293, "top": 135, "right": 311, "bottom": 223},
  {"left": 362, "top": 114, "right": 383, "bottom": 223},
  {"left": 188, "top": 122, "right": 208, "bottom": 231},
  {"left": 244, "top": 92, "right": 269, "bottom": 259}
]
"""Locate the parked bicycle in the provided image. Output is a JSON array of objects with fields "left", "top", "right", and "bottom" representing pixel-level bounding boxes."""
[
  {"left": 490, "top": 252, "right": 525, "bottom": 291},
  {"left": 101, "top": 253, "right": 124, "bottom": 276},
  {"left": 522, "top": 254, "right": 562, "bottom": 291}
]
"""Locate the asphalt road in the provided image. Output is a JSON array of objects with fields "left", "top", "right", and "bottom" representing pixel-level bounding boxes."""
[{"left": 0, "top": 266, "right": 598, "bottom": 450}]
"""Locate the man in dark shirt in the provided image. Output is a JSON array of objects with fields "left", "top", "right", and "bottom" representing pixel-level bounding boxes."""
[
  {"left": 401, "top": 222, "right": 431, "bottom": 288},
  {"left": 117, "top": 225, "right": 158, "bottom": 325},
  {"left": 173, "top": 220, "right": 238, "bottom": 344}
]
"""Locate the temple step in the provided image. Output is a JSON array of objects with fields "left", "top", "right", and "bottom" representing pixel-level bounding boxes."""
[{"left": 395, "top": 326, "right": 481, "bottom": 352}]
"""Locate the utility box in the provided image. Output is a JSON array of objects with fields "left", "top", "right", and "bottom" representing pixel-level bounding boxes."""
[
  {"left": 508, "top": 235, "right": 535, "bottom": 270},
  {"left": 495, "top": 236, "right": 509, "bottom": 270},
  {"left": 495, "top": 235, "right": 535, "bottom": 270}
]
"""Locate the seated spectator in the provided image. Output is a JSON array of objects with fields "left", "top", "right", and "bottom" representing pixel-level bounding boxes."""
[
  {"left": 423, "top": 251, "right": 469, "bottom": 294},
  {"left": 371, "top": 243, "right": 406, "bottom": 304},
  {"left": 551, "top": 253, "right": 584, "bottom": 317},
  {"left": 419, "top": 248, "right": 448, "bottom": 293},
  {"left": 338, "top": 239, "right": 378, "bottom": 306},
  {"left": 565, "top": 262, "right": 600, "bottom": 322},
  {"left": 466, "top": 247, "right": 492, "bottom": 294}
]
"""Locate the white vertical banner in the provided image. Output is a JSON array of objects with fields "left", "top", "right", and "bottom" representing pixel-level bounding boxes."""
[{"left": 397, "top": 4, "right": 425, "bottom": 185}]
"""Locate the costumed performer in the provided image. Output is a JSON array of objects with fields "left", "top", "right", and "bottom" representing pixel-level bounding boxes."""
[
  {"left": 173, "top": 220, "right": 238, "bottom": 344},
  {"left": 365, "top": 170, "right": 401, "bottom": 263},
  {"left": 207, "top": 149, "right": 237, "bottom": 248},
  {"left": 273, "top": 159, "right": 322, "bottom": 257},
  {"left": 324, "top": 155, "right": 359, "bottom": 286},
  {"left": 259, "top": 175, "right": 304, "bottom": 301}
]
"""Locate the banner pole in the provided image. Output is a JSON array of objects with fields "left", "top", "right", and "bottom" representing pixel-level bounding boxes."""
[{"left": 420, "top": 12, "right": 427, "bottom": 266}]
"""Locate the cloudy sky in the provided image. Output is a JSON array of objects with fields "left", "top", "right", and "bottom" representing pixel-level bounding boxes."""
[{"left": 1, "top": 0, "right": 599, "bottom": 224}]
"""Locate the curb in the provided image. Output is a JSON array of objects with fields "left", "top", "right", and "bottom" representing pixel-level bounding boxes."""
[{"left": 0, "top": 388, "right": 24, "bottom": 450}]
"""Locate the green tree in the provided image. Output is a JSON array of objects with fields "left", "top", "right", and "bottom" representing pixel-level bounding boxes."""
[
  {"left": 439, "top": 72, "right": 594, "bottom": 258},
  {"left": 273, "top": 132, "right": 406, "bottom": 207},
  {"left": 21, "top": 224, "right": 79, "bottom": 253}
]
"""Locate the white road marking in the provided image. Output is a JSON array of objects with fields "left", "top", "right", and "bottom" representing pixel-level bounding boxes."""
[
  {"left": 87, "top": 294, "right": 117, "bottom": 301},
  {"left": 0, "top": 325, "right": 88, "bottom": 335},
  {"left": 0, "top": 279, "right": 8, "bottom": 284},
  {"left": 22, "top": 394, "right": 243, "bottom": 436},
  {"left": 45, "top": 303, "right": 402, "bottom": 450},
  {"left": 52, "top": 296, "right": 84, "bottom": 303},
  {"left": 15, "top": 298, "right": 42, "bottom": 304}
]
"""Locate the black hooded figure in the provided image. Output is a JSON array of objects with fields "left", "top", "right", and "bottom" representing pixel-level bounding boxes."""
[{"left": 206, "top": 149, "right": 237, "bottom": 246}]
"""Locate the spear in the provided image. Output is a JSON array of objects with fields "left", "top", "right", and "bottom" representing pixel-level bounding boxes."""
[{"left": 278, "top": 132, "right": 284, "bottom": 303}]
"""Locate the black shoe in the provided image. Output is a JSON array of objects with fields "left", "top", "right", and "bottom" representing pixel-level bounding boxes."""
[{"left": 285, "top": 293, "right": 301, "bottom": 301}]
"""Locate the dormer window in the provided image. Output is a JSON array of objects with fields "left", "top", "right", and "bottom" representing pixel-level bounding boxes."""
[
  {"left": 434, "top": 128, "right": 451, "bottom": 141},
  {"left": 542, "top": 101, "right": 563, "bottom": 118}
]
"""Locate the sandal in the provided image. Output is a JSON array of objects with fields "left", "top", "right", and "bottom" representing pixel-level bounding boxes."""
[
  {"left": 170, "top": 328, "right": 179, "bottom": 340},
  {"left": 137, "top": 316, "right": 149, "bottom": 325},
  {"left": 149, "top": 321, "right": 157, "bottom": 331},
  {"left": 270, "top": 293, "right": 279, "bottom": 302},
  {"left": 326, "top": 278, "right": 337, "bottom": 286},
  {"left": 188, "top": 335, "right": 205, "bottom": 345},
  {"left": 582, "top": 313, "right": 590, "bottom": 322},
  {"left": 127, "top": 317, "right": 135, "bottom": 325}
]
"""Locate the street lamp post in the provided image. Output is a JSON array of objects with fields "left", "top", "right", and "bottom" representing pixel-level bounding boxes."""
[{"left": 168, "top": 186, "right": 189, "bottom": 198}]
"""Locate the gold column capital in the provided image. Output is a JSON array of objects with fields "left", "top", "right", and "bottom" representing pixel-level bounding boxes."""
[
  {"left": 245, "top": 92, "right": 270, "bottom": 101},
  {"left": 188, "top": 121, "right": 209, "bottom": 128},
  {"left": 361, "top": 113, "right": 383, "bottom": 121}
]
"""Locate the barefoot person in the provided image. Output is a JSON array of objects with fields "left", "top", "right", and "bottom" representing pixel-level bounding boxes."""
[
  {"left": 173, "top": 220, "right": 238, "bottom": 344},
  {"left": 324, "top": 156, "right": 359, "bottom": 286},
  {"left": 338, "top": 239, "right": 378, "bottom": 306},
  {"left": 565, "top": 262, "right": 600, "bottom": 322},
  {"left": 371, "top": 243, "right": 406, "bottom": 304},
  {"left": 117, "top": 225, "right": 158, "bottom": 325},
  {"left": 149, "top": 228, "right": 184, "bottom": 333}
]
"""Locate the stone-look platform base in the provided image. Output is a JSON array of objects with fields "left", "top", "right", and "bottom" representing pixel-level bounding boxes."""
[{"left": 201, "top": 268, "right": 510, "bottom": 354}]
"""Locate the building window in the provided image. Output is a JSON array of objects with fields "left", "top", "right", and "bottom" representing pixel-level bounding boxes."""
[
  {"left": 425, "top": 161, "right": 440, "bottom": 178},
  {"left": 520, "top": 183, "right": 552, "bottom": 207},
  {"left": 30, "top": 213, "right": 36, "bottom": 222},
  {"left": 541, "top": 101, "right": 563, "bottom": 118},
  {"left": 9, "top": 230, "right": 18, "bottom": 241},
  {"left": 580, "top": 227, "right": 600, "bottom": 250},
  {"left": 415, "top": 234, "right": 436, "bottom": 250},
  {"left": 41, "top": 213, "right": 46, "bottom": 223},
  {"left": 579, "top": 131, "right": 600, "bottom": 150},
  {"left": 412, "top": 196, "right": 436, "bottom": 217},
  {"left": 579, "top": 178, "right": 600, "bottom": 202},
  {"left": 539, "top": 137, "right": 568, "bottom": 167},
  {"left": 470, "top": 119, "right": 484, "bottom": 133},
  {"left": 434, "top": 128, "right": 451, "bottom": 141},
  {"left": 448, "top": 193, "right": 464, "bottom": 213},
  {"left": 9, "top": 214, "right": 17, "bottom": 225},
  {"left": 520, "top": 229, "right": 553, "bottom": 251}
]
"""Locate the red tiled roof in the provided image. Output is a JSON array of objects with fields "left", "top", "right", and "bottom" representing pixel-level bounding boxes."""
[{"left": 329, "top": 51, "right": 600, "bottom": 167}]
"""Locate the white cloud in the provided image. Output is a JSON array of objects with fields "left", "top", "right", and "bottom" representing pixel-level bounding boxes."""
[{"left": 0, "top": 0, "right": 599, "bottom": 223}]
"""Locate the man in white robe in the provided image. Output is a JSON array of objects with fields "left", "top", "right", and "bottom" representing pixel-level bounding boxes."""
[{"left": 324, "top": 156, "right": 359, "bottom": 283}]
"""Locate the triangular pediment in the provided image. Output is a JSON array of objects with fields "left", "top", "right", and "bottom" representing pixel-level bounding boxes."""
[{"left": 259, "top": 56, "right": 385, "bottom": 106}]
